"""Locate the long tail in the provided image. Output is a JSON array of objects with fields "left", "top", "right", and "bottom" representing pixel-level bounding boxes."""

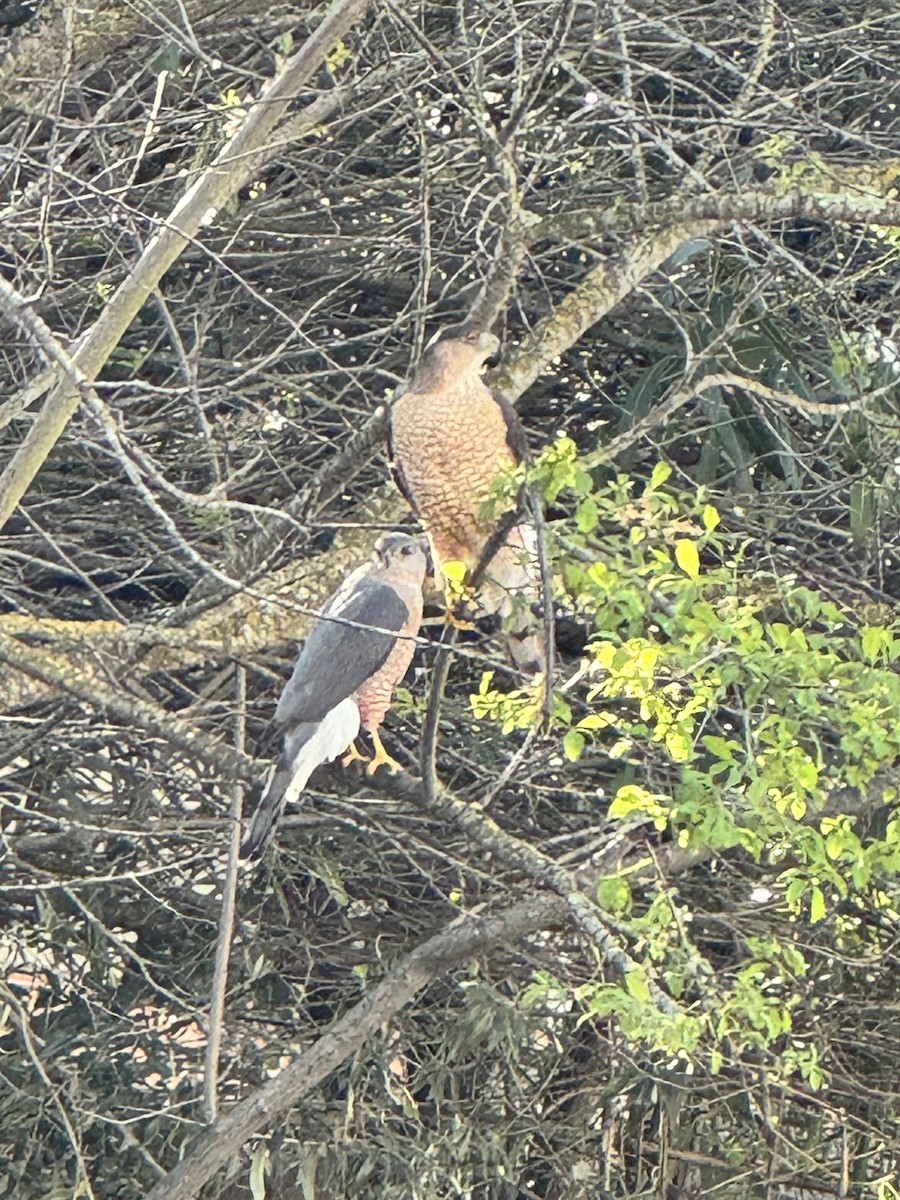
[{"left": 239, "top": 697, "right": 360, "bottom": 861}]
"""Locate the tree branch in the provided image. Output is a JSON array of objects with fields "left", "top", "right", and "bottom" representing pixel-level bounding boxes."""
[
  {"left": 497, "top": 182, "right": 900, "bottom": 402},
  {"left": 374, "top": 767, "right": 681, "bottom": 1014},
  {"left": 142, "top": 895, "right": 565, "bottom": 1200},
  {"left": 0, "top": 0, "right": 373, "bottom": 531},
  {"left": 494, "top": 221, "right": 718, "bottom": 402},
  {"left": 203, "top": 667, "right": 246, "bottom": 1123},
  {"left": 0, "top": 520, "right": 385, "bottom": 713},
  {"left": 0, "top": 625, "right": 255, "bottom": 786}
]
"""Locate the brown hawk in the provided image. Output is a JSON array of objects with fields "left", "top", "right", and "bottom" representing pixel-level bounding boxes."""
[
  {"left": 240, "top": 534, "right": 428, "bottom": 860},
  {"left": 388, "top": 326, "right": 544, "bottom": 673}
]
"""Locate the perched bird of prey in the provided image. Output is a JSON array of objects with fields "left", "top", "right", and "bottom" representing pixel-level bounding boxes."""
[
  {"left": 388, "top": 326, "right": 545, "bottom": 673},
  {"left": 240, "top": 534, "right": 427, "bottom": 861}
]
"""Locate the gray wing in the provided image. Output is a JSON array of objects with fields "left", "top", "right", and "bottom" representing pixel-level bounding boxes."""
[
  {"left": 491, "top": 387, "right": 531, "bottom": 464},
  {"left": 274, "top": 582, "right": 409, "bottom": 726}
]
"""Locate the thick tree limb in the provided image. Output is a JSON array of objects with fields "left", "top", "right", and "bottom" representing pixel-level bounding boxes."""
[
  {"left": 0, "top": 514, "right": 384, "bottom": 712},
  {"left": 373, "top": 766, "right": 681, "bottom": 1014},
  {"left": 497, "top": 184, "right": 900, "bottom": 402},
  {"left": 494, "top": 220, "right": 720, "bottom": 402},
  {"left": 0, "top": 625, "right": 255, "bottom": 785},
  {"left": 535, "top": 188, "right": 900, "bottom": 245},
  {"left": 142, "top": 895, "right": 565, "bottom": 1200}
]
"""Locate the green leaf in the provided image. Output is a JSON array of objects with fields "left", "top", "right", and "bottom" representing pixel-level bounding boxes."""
[
  {"left": 326, "top": 39, "right": 352, "bottom": 72},
  {"left": 702, "top": 735, "right": 739, "bottom": 761},
  {"left": 674, "top": 539, "right": 700, "bottom": 578},
  {"left": 794, "top": 758, "right": 819, "bottom": 791},
  {"left": 609, "top": 783, "right": 664, "bottom": 820},
  {"left": 768, "top": 623, "right": 790, "bottom": 649},
  {"left": 575, "top": 496, "right": 599, "bottom": 532},
  {"left": 596, "top": 875, "right": 632, "bottom": 914},
  {"left": 478, "top": 670, "right": 495, "bottom": 695},
  {"left": 809, "top": 885, "right": 826, "bottom": 924},
  {"left": 861, "top": 626, "right": 887, "bottom": 663},
  {"left": 624, "top": 969, "right": 651, "bottom": 1004},
  {"left": 649, "top": 461, "right": 672, "bottom": 490},
  {"left": 574, "top": 469, "right": 594, "bottom": 496},
  {"left": 563, "top": 729, "right": 585, "bottom": 761}
]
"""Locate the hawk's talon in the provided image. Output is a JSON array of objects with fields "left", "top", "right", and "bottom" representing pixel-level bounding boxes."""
[
  {"left": 342, "top": 741, "right": 367, "bottom": 768},
  {"left": 366, "top": 728, "right": 403, "bottom": 775},
  {"left": 444, "top": 611, "right": 478, "bottom": 631}
]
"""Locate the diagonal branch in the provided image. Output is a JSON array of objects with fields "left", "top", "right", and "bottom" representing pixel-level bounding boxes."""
[
  {"left": 377, "top": 767, "right": 680, "bottom": 1015},
  {"left": 497, "top": 183, "right": 900, "bottom": 404},
  {"left": 0, "top": 625, "right": 255, "bottom": 786},
  {"left": 141, "top": 895, "right": 565, "bottom": 1200},
  {"left": 494, "top": 220, "right": 720, "bottom": 402},
  {"left": 0, "top": 0, "right": 373, "bottom": 532}
]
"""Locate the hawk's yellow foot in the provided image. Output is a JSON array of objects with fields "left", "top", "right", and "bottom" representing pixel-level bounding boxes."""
[
  {"left": 441, "top": 559, "right": 479, "bottom": 628},
  {"left": 342, "top": 740, "right": 367, "bottom": 768},
  {"left": 366, "top": 728, "right": 403, "bottom": 775}
]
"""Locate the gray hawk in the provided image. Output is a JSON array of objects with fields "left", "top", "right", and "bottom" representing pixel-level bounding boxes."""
[{"left": 240, "top": 533, "right": 427, "bottom": 860}]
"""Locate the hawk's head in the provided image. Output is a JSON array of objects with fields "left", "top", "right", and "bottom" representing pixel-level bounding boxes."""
[
  {"left": 419, "top": 326, "right": 500, "bottom": 379},
  {"left": 372, "top": 533, "right": 430, "bottom": 584}
]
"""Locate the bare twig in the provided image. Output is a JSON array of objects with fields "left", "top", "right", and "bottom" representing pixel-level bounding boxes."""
[
  {"left": 0, "top": 0, "right": 374, "bottom": 530},
  {"left": 203, "top": 666, "right": 246, "bottom": 1123},
  {"left": 1, "top": 985, "right": 98, "bottom": 1200},
  {"left": 587, "top": 369, "right": 872, "bottom": 471},
  {"left": 420, "top": 623, "right": 459, "bottom": 802},
  {"left": 0, "top": 626, "right": 255, "bottom": 786},
  {"left": 391, "top": 771, "right": 680, "bottom": 1015}
]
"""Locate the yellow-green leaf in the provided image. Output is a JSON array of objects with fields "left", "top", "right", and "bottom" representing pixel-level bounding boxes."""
[
  {"left": 326, "top": 39, "right": 352, "bottom": 71},
  {"left": 597, "top": 875, "right": 631, "bottom": 914},
  {"left": 563, "top": 729, "right": 585, "bottom": 761},
  {"left": 442, "top": 560, "right": 469, "bottom": 584},
  {"left": 575, "top": 496, "right": 599, "bottom": 532},
  {"left": 702, "top": 503, "right": 720, "bottom": 532},
  {"left": 649, "top": 461, "right": 672, "bottom": 490},
  {"left": 861, "top": 626, "right": 887, "bottom": 662},
  {"left": 674, "top": 539, "right": 700, "bottom": 579},
  {"left": 624, "top": 969, "right": 651, "bottom": 1004}
]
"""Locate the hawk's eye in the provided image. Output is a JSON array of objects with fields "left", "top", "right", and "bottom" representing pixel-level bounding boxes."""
[{"left": 400, "top": 544, "right": 414, "bottom": 556}]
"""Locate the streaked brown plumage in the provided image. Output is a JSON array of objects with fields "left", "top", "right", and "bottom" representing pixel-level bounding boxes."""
[{"left": 388, "top": 328, "right": 544, "bottom": 673}]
